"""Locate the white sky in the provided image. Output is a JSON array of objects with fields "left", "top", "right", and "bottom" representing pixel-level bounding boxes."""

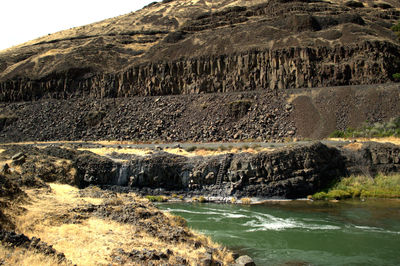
[{"left": 0, "top": 0, "right": 159, "bottom": 50}]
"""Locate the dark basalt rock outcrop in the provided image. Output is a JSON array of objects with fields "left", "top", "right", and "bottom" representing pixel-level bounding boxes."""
[
  {"left": 0, "top": 230, "right": 67, "bottom": 263},
  {"left": 110, "top": 142, "right": 400, "bottom": 199},
  {"left": 342, "top": 142, "right": 400, "bottom": 176},
  {"left": 1, "top": 0, "right": 400, "bottom": 102},
  {"left": 1, "top": 141, "right": 399, "bottom": 199}
]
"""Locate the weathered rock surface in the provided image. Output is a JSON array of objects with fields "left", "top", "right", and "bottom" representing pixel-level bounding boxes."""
[
  {"left": 0, "top": 230, "right": 67, "bottom": 263},
  {"left": 234, "top": 255, "right": 256, "bottom": 266},
  {"left": 1, "top": 85, "right": 399, "bottom": 142},
  {"left": 1, "top": 141, "right": 399, "bottom": 199},
  {"left": 1, "top": 0, "right": 400, "bottom": 101},
  {"left": 112, "top": 141, "right": 400, "bottom": 198}
]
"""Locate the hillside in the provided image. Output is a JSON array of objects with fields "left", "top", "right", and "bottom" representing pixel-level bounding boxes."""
[{"left": 1, "top": 0, "right": 400, "bottom": 101}]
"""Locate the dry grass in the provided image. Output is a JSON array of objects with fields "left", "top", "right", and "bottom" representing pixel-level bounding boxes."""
[
  {"left": 78, "top": 147, "right": 154, "bottom": 157},
  {"left": 343, "top": 142, "right": 363, "bottom": 150},
  {"left": 241, "top": 198, "right": 252, "bottom": 205},
  {"left": 12, "top": 183, "right": 233, "bottom": 265},
  {"left": 330, "top": 137, "right": 400, "bottom": 146},
  {"left": 79, "top": 146, "right": 274, "bottom": 158},
  {"left": 0, "top": 245, "right": 67, "bottom": 266}
]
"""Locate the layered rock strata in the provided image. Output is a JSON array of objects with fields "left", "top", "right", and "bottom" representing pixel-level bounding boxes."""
[
  {"left": 1, "top": 0, "right": 400, "bottom": 102},
  {"left": 2, "top": 141, "right": 399, "bottom": 199}
]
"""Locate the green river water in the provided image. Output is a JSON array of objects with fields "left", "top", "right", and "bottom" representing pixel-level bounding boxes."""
[{"left": 158, "top": 200, "right": 400, "bottom": 266}]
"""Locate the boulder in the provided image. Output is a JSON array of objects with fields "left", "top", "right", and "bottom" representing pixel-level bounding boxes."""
[
  {"left": 11, "top": 153, "right": 26, "bottom": 166},
  {"left": 234, "top": 255, "right": 255, "bottom": 266}
]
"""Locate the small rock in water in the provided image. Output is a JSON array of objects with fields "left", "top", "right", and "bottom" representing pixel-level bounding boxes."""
[{"left": 235, "top": 255, "right": 256, "bottom": 266}]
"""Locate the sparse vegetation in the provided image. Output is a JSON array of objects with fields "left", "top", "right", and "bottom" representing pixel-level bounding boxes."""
[
  {"left": 227, "top": 100, "right": 253, "bottom": 118},
  {"left": 0, "top": 246, "right": 67, "bottom": 266},
  {"left": 192, "top": 196, "right": 206, "bottom": 203},
  {"left": 329, "top": 117, "right": 400, "bottom": 138},
  {"left": 241, "top": 197, "right": 251, "bottom": 204},
  {"left": 391, "top": 21, "right": 400, "bottom": 80},
  {"left": 391, "top": 20, "right": 400, "bottom": 38},
  {"left": 145, "top": 195, "right": 168, "bottom": 202},
  {"left": 312, "top": 174, "right": 400, "bottom": 200},
  {"left": 1, "top": 183, "right": 233, "bottom": 265},
  {"left": 393, "top": 73, "right": 400, "bottom": 81},
  {"left": 198, "top": 196, "right": 207, "bottom": 203},
  {"left": 241, "top": 144, "right": 250, "bottom": 150}
]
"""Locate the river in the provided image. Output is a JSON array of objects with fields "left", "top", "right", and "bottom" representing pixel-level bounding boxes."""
[{"left": 158, "top": 199, "right": 400, "bottom": 265}]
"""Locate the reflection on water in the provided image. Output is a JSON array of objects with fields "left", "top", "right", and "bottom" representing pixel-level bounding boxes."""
[{"left": 158, "top": 199, "right": 400, "bottom": 266}]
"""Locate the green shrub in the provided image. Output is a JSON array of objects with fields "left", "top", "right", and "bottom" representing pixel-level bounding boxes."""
[
  {"left": 329, "top": 117, "right": 400, "bottom": 138},
  {"left": 329, "top": 130, "right": 345, "bottom": 138},
  {"left": 391, "top": 21, "right": 400, "bottom": 37},
  {"left": 312, "top": 174, "right": 400, "bottom": 200},
  {"left": 312, "top": 192, "right": 328, "bottom": 200},
  {"left": 145, "top": 195, "right": 168, "bottom": 202},
  {"left": 327, "top": 189, "right": 351, "bottom": 199}
]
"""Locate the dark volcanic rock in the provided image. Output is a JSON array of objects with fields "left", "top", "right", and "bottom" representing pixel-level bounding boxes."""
[
  {"left": 0, "top": 230, "right": 67, "bottom": 262},
  {"left": 1, "top": 141, "right": 399, "bottom": 200},
  {"left": 0, "top": 0, "right": 400, "bottom": 102},
  {"left": 224, "top": 142, "right": 346, "bottom": 198},
  {"left": 1, "top": 85, "right": 399, "bottom": 142}
]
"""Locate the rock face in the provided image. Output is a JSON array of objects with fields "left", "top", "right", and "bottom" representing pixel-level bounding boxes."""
[
  {"left": 1, "top": 141, "right": 399, "bottom": 198},
  {"left": 226, "top": 142, "right": 345, "bottom": 198},
  {"left": 118, "top": 142, "right": 400, "bottom": 199},
  {"left": 1, "top": 0, "right": 400, "bottom": 102}
]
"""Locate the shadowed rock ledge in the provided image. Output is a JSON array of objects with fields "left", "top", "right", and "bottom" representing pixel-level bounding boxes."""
[{"left": 1, "top": 141, "right": 399, "bottom": 199}]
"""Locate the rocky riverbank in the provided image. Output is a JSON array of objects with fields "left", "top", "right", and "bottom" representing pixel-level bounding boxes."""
[
  {"left": 1, "top": 140, "right": 399, "bottom": 200},
  {"left": 0, "top": 140, "right": 399, "bottom": 264},
  {"left": 0, "top": 151, "right": 238, "bottom": 265}
]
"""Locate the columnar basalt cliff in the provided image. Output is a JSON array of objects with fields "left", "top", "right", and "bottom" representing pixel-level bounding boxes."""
[
  {"left": 1, "top": 41, "right": 399, "bottom": 101},
  {"left": 1, "top": 0, "right": 400, "bottom": 102},
  {"left": 3, "top": 141, "right": 399, "bottom": 199}
]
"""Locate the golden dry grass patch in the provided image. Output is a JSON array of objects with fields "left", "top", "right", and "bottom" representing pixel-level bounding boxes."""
[
  {"left": 329, "top": 137, "right": 400, "bottom": 146},
  {"left": 14, "top": 183, "right": 233, "bottom": 265},
  {"left": 78, "top": 147, "right": 153, "bottom": 157},
  {"left": 343, "top": 142, "right": 363, "bottom": 150},
  {"left": 0, "top": 245, "right": 67, "bottom": 266}
]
